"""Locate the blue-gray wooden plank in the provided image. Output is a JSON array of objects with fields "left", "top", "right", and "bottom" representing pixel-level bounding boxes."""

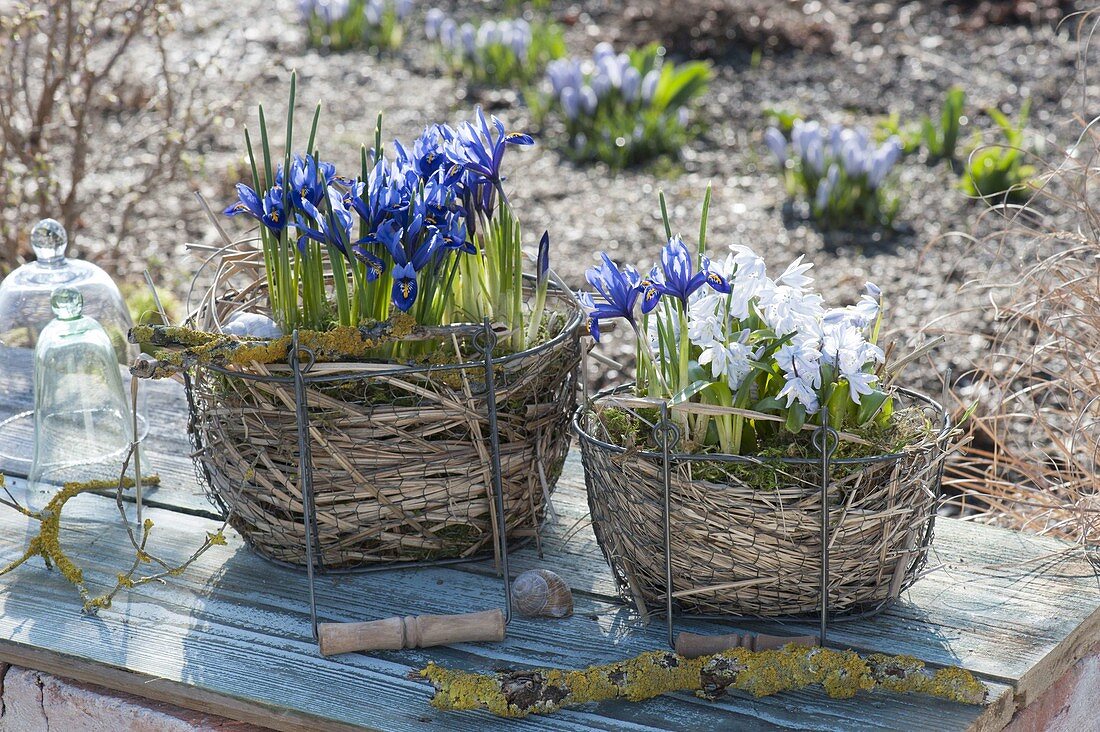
[
  {"left": 0, "top": 477, "right": 1012, "bottom": 731},
  {"left": 2, "top": 358, "right": 1097, "bottom": 729}
]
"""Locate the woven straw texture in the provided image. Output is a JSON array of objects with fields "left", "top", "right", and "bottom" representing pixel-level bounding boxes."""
[
  {"left": 575, "top": 392, "right": 950, "bottom": 617},
  {"left": 187, "top": 281, "right": 581, "bottom": 569}
]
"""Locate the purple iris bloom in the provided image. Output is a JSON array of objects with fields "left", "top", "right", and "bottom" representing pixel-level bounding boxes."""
[
  {"left": 295, "top": 190, "right": 355, "bottom": 256},
  {"left": 648, "top": 236, "right": 730, "bottom": 308},
  {"left": 350, "top": 218, "right": 403, "bottom": 282},
  {"left": 223, "top": 183, "right": 287, "bottom": 234},
  {"left": 279, "top": 154, "right": 335, "bottom": 209},
  {"left": 384, "top": 226, "right": 440, "bottom": 312},
  {"left": 445, "top": 107, "right": 533, "bottom": 191},
  {"left": 536, "top": 230, "right": 550, "bottom": 288},
  {"left": 580, "top": 253, "right": 642, "bottom": 342}
]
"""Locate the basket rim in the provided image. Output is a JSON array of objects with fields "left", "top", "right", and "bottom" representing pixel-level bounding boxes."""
[
  {"left": 572, "top": 383, "right": 952, "bottom": 466},
  {"left": 197, "top": 279, "right": 584, "bottom": 386}
]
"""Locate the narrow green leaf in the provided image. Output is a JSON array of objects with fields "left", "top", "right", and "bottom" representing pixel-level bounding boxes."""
[
  {"left": 258, "top": 105, "right": 273, "bottom": 189},
  {"left": 306, "top": 102, "right": 321, "bottom": 158},
  {"left": 669, "top": 379, "right": 712, "bottom": 406},
  {"left": 698, "top": 183, "right": 711, "bottom": 256},
  {"left": 658, "top": 190, "right": 672, "bottom": 241}
]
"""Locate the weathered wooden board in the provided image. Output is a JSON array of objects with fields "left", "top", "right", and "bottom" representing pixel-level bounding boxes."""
[
  {"left": 506, "top": 466, "right": 1100, "bottom": 707},
  {"left": 1, "top": 364, "right": 1097, "bottom": 730},
  {"left": 0, "top": 477, "right": 1012, "bottom": 732}
]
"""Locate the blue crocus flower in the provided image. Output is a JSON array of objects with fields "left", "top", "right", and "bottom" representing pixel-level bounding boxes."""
[
  {"left": 445, "top": 107, "right": 533, "bottom": 190},
  {"left": 651, "top": 236, "right": 730, "bottom": 307},
  {"left": 580, "top": 253, "right": 642, "bottom": 342},
  {"left": 765, "top": 127, "right": 788, "bottom": 165},
  {"left": 223, "top": 183, "right": 287, "bottom": 234}
]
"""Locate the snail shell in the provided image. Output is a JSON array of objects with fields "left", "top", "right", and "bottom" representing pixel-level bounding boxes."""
[{"left": 511, "top": 569, "right": 573, "bottom": 618}]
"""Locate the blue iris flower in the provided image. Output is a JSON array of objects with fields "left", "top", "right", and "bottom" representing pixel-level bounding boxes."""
[
  {"left": 647, "top": 236, "right": 730, "bottom": 308},
  {"left": 350, "top": 218, "right": 402, "bottom": 283},
  {"left": 276, "top": 154, "right": 336, "bottom": 209},
  {"left": 389, "top": 236, "right": 440, "bottom": 312},
  {"left": 445, "top": 107, "right": 533, "bottom": 191},
  {"left": 295, "top": 189, "right": 356, "bottom": 256},
  {"left": 397, "top": 125, "right": 460, "bottom": 181},
  {"left": 536, "top": 230, "right": 550, "bottom": 288},
  {"left": 223, "top": 183, "right": 287, "bottom": 234},
  {"left": 580, "top": 253, "right": 642, "bottom": 342}
]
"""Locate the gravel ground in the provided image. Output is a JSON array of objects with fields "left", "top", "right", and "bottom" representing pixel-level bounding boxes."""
[{"left": 59, "top": 0, "right": 1094, "bottom": 395}]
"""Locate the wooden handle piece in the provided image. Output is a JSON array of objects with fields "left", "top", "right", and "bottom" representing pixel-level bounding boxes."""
[
  {"left": 318, "top": 609, "right": 506, "bottom": 656},
  {"left": 674, "top": 631, "right": 818, "bottom": 659}
]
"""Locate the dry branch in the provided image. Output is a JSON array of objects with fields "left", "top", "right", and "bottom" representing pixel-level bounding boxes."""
[{"left": 418, "top": 646, "right": 988, "bottom": 718}]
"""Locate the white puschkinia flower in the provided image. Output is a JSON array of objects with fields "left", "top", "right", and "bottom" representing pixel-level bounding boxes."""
[
  {"left": 775, "top": 255, "right": 814, "bottom": 291},
  {"left": 719, "top": 246, "right": 770, "bottom": 320},
  {"left": 687, "top": 299, "right": 724, "bottom": 347},
  {"left": 775, "top": 341, "right": 823, "bottom": 413},
  {"left": 699, "top": 335, "right": 755, "bottom": 390},
  {"left": 758, "top": 285, "right": 824, "bottom": 337},
  {"left": 824, "top": 281, "right": 881, "bottom": 331},
  {"left": 821, "top": 321, "right": 885, "bottom": 402}
]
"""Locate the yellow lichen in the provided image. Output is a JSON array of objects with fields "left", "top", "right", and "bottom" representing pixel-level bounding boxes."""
[
  {"left": 421, "top": 644, "right": 987, "bottom": 718},
  {"left": 0, "top": 471, "right": 232, "bottom": 614}
]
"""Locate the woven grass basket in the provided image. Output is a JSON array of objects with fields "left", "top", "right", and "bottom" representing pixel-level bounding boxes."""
[
  {"left": 574, "top": 386, "right": 952, "bottom": 617},
  {"left": 186, "top": 263, "right": 582, "bottom": 570}
]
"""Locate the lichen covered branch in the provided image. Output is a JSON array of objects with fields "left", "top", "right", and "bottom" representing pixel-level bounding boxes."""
[
  {"left": 418, "top": 646, "right": 987, "bottom": 718},
  {"left": 127, "top": 316, "right": 501, "bottom": 378},
  {"left": 0, "top": 445, "right": 228, "bottom": 614}
]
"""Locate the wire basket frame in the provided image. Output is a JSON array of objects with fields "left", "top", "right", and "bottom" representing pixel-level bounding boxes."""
[
  {"left": 573, "top": 384, "right": 953, "bottom": 645},
  {"left": 184, "top": 286, "right": 581, "bottom": 569},
  {"left": 180, "top": 294, "right": 582, "bottom": 640}
]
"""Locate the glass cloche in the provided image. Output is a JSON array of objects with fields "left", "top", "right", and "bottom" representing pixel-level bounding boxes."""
[
  {"left": 0, "top": 220, "right": 143, "bottom": 468},
  {"left": 0, "top": 219, "right": 136, "bottom": 361},
  {"left": 27, "top": 288, "right": 135, "bottom": 511}
]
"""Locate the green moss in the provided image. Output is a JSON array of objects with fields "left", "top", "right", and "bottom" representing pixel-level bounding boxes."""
[{"left": 593, "top": 404, "right": 934, "bottom": 491}]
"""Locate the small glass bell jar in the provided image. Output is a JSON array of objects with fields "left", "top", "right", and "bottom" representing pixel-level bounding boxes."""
[
  {"left": 27, "top": 288, "right": 134, "bottom": 510},
  {"left": 0, "top": 219, "right": 144, "bottom": 467},
  {"left": 0, "top": 219, "right": 135, "bottom": 359}
]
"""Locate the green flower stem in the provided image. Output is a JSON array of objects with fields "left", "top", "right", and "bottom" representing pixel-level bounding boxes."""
[{"left": 328, "top": 244, "right": 351, "bottom": 326}]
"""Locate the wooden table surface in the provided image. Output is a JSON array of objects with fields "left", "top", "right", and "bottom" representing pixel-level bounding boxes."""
[{"left": 0, "top": 350, "right": 1097, "bottom": 731}]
